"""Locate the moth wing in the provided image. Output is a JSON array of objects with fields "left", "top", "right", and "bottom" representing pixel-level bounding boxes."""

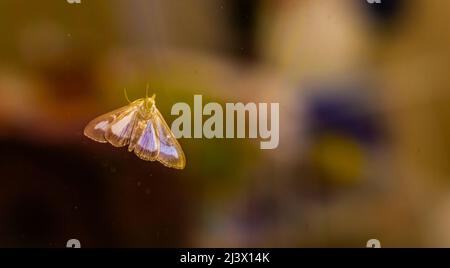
[
  {"left": 129, "top": 118, "right": 159, "bottom": 161},
  {"left": 154, "top": 108, "right": 186, "bottom": 169},
  {"left": 83, "top": 105, "right": 129, "bottom": 143},
  {"left": 104, "top": 101, "right": 142, "bottom": 147}
]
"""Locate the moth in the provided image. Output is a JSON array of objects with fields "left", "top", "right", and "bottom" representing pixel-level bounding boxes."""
[{"left": 83, "top": 89, "right": 186, "bottom": 169}]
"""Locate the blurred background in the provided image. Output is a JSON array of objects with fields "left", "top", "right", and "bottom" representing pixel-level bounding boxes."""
[{"left": 0, "top": 0, "right": 450, "bottom": 247}]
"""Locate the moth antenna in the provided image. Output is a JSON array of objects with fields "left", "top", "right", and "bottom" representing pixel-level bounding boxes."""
[
  {"left": 151, "top": 94, "right": 156, "bottom": 100},
  {"left": 123, "top": 88, "right": 131, "bottom": 103},
  {"left": 146, "top": 83, "right": 150, "bottom": 98}
]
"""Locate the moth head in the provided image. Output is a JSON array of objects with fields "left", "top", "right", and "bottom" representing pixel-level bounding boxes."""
[{"left": 140, "top": 94, "right": 156, "bottom": 117}]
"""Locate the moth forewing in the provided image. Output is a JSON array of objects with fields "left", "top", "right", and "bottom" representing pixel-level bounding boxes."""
[
  {"left": 130, "top": 117, "right": 160, "bottom": 161},
  {"left": 83, "top": 105, "right": 129, "bottom": 143},
  {"left": 154, "top": 108, "right": 186, "bottom": 169},
  {"left": 104, "top": 104, "right": 140, "bottom": 147},
  {"left": 128, "top": 118, "right": 145, "bottom": 152}
]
